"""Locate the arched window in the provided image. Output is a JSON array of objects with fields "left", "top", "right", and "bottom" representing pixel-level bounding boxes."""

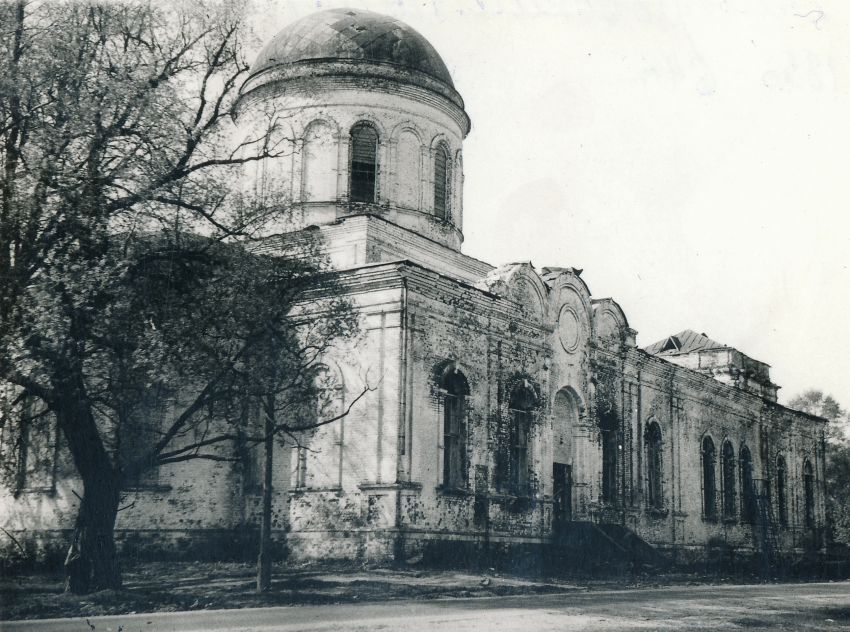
[
  {"left": 776, "top": 455, "right": 787, "bottom": 527},
  {"left": 803, "top": 459, "right": 815, "bottom": 529},
  {"left": 702, "top": 436, "right": 717, "bottom": 520},
  {"left": 645, "top": 422, "right": 663, "bottom": 510},
  {"left": 599, "top": 413, "right": 618, "bottom": 504},
  {"left": 722, "top": 440, "right": 736, "bottom": 519},
  {"left": 433, "top": 143, "right": 451, "bottom": 220},
  {"left": 739, "top": 445, "right": 756, "bottom": 523},
  {"left": 508, "top": 381, "right": 536, "bottom": 494},
  {"left": 350, "top": 123, "right": 378, "bottom": 203},
  {"left": 440, "top": 365, "right": 470, "bottom": 489}
]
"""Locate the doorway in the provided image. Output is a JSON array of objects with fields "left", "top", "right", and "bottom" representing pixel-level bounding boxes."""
[{"left": 553, "top": 462, "right": 572, "bottom": 531}]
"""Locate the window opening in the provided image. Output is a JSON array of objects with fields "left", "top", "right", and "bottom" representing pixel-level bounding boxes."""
[{"left": 350, "top": 124, "right": 378, "bottom": 203}]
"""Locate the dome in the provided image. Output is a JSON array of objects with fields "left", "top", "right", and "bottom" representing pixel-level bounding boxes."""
[{"left": 251, "top": 8, "right": 455, "bottom": 88}]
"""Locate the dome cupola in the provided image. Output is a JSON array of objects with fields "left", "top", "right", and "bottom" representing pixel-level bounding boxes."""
[{"left": 239, "top": 8, "right": 471, "bottom": 251}]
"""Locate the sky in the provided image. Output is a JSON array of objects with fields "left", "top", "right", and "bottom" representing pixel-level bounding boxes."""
[{"left": 251, "top": 0, "right": 850, "bottom": 409}]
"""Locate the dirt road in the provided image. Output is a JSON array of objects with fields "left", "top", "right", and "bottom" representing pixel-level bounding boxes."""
[{"left": 4, "top": 581, "right": 849, "bottom": 631}]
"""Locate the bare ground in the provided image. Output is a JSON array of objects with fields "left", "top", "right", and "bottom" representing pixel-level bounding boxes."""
[{"left": 0, "top": 561, "right": 761, "bottom": 622}]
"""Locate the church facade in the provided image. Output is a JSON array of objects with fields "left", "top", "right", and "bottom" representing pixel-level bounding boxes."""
[{"left": 1, "top": 8, "right": 828, "bottom": 569}]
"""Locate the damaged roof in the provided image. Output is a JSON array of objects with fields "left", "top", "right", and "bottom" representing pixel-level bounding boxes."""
[
  {"left": 644, "top": 329, "right": 726, "bottom": 356},
  {"left": 251, "top": 8, "right": 455, "bottom": 87}
]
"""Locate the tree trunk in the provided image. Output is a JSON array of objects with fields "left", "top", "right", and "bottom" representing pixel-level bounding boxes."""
[
  {"left": 257, "top": 394, "right": 275, "bottom": 592},
  {"left": 54, "top": 381, "right": 123, "bottom": 593},
  {"left": 64, "top": 474, "right": 122, "bottom": 593}
]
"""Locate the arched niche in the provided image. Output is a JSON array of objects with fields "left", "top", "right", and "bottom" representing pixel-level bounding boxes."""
[
  {"left": 592, "top": 299, "right": 630, "bottom": 347},
  {"left": 302, "top": 119, "right": 339, "bottom": 202},
  {"left": 507, "top": 265, "right": 549, "bottom": 323},
  {"left": 395, "top": 128, "right": 422, "bottom": 210},
  {"left": 552, "top": 387, "right": 582, "bottom": 464}
]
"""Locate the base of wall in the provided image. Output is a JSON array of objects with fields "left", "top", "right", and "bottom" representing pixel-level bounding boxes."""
[{"left": 2, "top": 527, "right": 843, "bottom": 580}]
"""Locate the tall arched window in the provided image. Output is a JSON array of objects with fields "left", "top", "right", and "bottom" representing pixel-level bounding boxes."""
[
  {"left": 722, "top": 440, "right": 736, "bottom": 519},
  {"left": 508, "top": 381, "right": 536, "bottom": 494},
  {"left": 702, "top": 436, "right": 717, "bottom": 520},
  {"left": 440, "top": 365, "right": 470, "bottom": 489},
  {"left": 739, "top": 445, "right": 756, "bottom": 523},
  {"left": 645, "top": 422, "right": 663, "bottom": 510},
  {"left": 599, "top": 413, "right": 618, "bottom": 504},
  {"left": 433, "top": 143, "right": 451, "bottom": 220},
  {"left": 803, "top": 459, "right": 815, "bottom": 529},
  {"left": 350, "top": 123, "right": 378, "bottom": 203},
  {"left": 776, "top": 455, "right": 788, "bottom": 527}
]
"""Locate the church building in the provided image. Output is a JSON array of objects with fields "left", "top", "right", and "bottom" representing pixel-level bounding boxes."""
[{"left": 1, "top": 8, "right": 828, "bottom": 570}]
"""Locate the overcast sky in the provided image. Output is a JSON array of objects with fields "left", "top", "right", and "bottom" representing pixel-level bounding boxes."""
[{"left": 252, "top": 0, "right": 850, "bottom": 410}]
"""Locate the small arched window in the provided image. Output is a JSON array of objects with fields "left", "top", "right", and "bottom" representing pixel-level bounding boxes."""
[
  {"left": 350, "top": 123, "right": 378, "bottom": 203},
  {"left": 440, "top": 365, "right": 470, "bottom": 489},
  {"left": 702, "top": 436, "right": 717, "bottom": 520},
  {"left": 803, "top": 459, "right": 815, "bottom": 529},
  {"left": 739, "top": 445, "right": 756, "bottom": 523},
  {"left": 645, "top": 422, "right": 663, "bottom": 510},
  {"left": 508, "top": 381, "right": 536, "bottom": 494},
  {"left": 776, "top": 455, "right": 788, "bottom": 527},
  {"left": 433, "top": 143, "right": 451, "bottom": 220},
  {"left": 722, "top": 440, "right": 736, "bottom": 519}
]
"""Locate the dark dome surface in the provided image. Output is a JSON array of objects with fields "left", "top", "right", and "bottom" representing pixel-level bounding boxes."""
[{"left": 251, "top": 8, "right": 455, "bottom": 87}]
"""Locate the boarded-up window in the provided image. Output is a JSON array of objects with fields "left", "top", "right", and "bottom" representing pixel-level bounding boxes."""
[
  {"left": 396, "top": 130, "right": 420, "bottom": 209},
  {"left": 433, "top": 143, "right": 450, "bottom": 219},
  {"left": 350, "top": 124, "right": 378, "bottom": 203},
  {"left": 702, "top": 437, "right": 717, "bottom": 520},
  {"left": 303, "top": 121, "right": 337, "bottom": 201},
  {"left": 441, "top": 366, "right": 469, "bottom": 489}
]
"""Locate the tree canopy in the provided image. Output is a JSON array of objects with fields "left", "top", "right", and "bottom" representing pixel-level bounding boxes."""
[
  {"left": 789, "top": 389, "right": 850, "bottom": 547},
  {"left": 0, "top": 1, "right": 358, "bottom": 592}
]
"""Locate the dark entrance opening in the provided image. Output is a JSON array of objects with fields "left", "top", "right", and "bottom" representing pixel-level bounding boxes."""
[{"left": 553, "top": 462, "right": 572, "bottom": 532}]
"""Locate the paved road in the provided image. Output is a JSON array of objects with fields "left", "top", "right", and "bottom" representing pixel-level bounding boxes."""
[{"left": 4, "top": 581, "right": 850, "bottom": 631}]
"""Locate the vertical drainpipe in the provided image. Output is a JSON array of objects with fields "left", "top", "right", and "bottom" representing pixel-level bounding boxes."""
[{"left": 394, "top": 274, "right": 409, "bottom": 563}]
